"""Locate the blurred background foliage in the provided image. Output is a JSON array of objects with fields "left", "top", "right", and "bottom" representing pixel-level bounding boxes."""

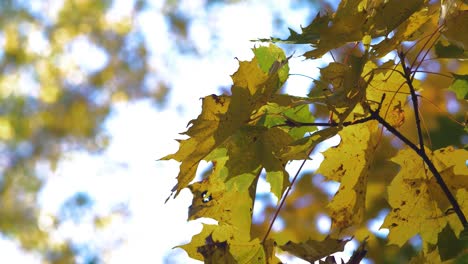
[
  {"left": 0, "top": 0, "right": 466, "bottom": 263},
  {"left": 0, "top": 0, "right": 197, "bottom": 261}
]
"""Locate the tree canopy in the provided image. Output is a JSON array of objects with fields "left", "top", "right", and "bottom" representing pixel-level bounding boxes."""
[{"left": 164, "top": 0, "right": 468, "bottom": 263}]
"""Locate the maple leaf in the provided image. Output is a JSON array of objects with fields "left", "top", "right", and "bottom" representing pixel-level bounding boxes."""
[
  {"left": 164, "top": 1, "right": 468, "bottom": 262},
  {"left": 254, "top": 102, "right": 317, "bottom": 140},
  {"left": 303, "top": 0, "right": 368, "bottom": 59},
  {"left": 434, "top": 39, "right": 468, "bottom": 59},
  {"left": 220, "top": 126, "right": 295, "bottom": 200},
  {"left": 179, "top": 224, "right": 280, "bottom": 264},
  {"left": 257, "top": 0, "right": 368, "bottom": 58},
  {"left": 382, "top": 147, "right": 468, "bottom": 246},
  {"left": 188, "top": 158, "right": 256, "bottom": 240},
  {"left": 308, "top": 54, "right": 369, "bottom": 124},
  {"left": 448, "top": 73, "right": 468, "bottom": 100},
  {"left": 317, "top": 121, "right": 379, "bottom": 232},
  {"left": 408, "top": 248, "right": 442, "bottom": 264},
  {"left": 365, "top": 0, "right": 425, "bottom": 37},
  {"left": 279, "top": 237, "right": 350, "bottom": 263},
  {"left": 364, "top": 60, "right": 422, "bottom": 127},
  {"left": 370, "top": 2, "right": 433, "bottom": 57},
  {"left": 260, "top": 0, "right": 429, "bottom": 59},
  {"left": 162, "top": 44, "right": 290, "bottom": 196},
  {"left": 443, "top": 10, "right": 468, "bottom": 50}
]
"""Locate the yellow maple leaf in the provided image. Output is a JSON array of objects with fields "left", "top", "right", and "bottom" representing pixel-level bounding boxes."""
[
  {"left": 382, "top": 147, "right": 468, "bottom": 246},
  {"left": 364, "top": 60, "right": 423, "bottom": 127},
  {"left": 372, "top": 7, "right": 435, "bottom": 57},
  {"left": 188, "top": 157, "right": 256, "bottom": 240},
  {"left": 179, "top": 223, "right": 280, "bottom": 264},
  {"left": 317, "top": 121, "right": 379, "bottom": 232}
]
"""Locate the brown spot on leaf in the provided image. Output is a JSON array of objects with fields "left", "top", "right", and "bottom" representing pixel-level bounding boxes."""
[
  {"left": 337, "top": 164, "right": 344, "bottom": 171},
  {"left": 210, "top": 94, "right": 225, "bottom": 106}
]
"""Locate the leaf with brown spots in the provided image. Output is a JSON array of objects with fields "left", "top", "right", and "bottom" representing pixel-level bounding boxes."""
[
  {"left": 317, "top": 121, "right": 379, "bottom": 233},
  {"left": 382, "top": 147, "right": 468, "bottom": 246}
]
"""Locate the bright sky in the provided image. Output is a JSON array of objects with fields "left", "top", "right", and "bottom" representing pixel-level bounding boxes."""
[{"left": 2, "top": 0, "right": 390, "bottom": 263}]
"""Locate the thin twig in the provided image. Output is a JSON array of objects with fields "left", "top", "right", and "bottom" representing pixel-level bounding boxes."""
[
  {"left": 399, "top": 52, "right": 425, "bottom": 151},
  {"left": 277, "top": 115, "right": 375, "bottom": 129},
  {"left": 409, "top": 24, "right": 443, "bottom": 75},
  {"left": 262, "top": 153, "right": 309, "bottom": 243},
  {"left": 411, "top": 70, "right": 452, "bottom": 79}
]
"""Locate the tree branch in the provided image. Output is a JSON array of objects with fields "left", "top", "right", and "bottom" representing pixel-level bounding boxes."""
[
  {"left": 277, "top": 99, "right": 467, "bottom": 227},
  {"left": 398, "top": 52, "right": 467, "bottom": 227},
  {"left": 369, "top": 108, "right": 468, "bottom": 227}
]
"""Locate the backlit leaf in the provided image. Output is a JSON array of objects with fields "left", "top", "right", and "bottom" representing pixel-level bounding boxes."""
[
  {"left": 364, "top": 60, "right": 421, "bottom": 127},
  {"left": 448, "top": 73, "right": 468, "bottom": 100},
  {"left": 163, "top": 44, "right": 290, "bottom": 196},
  {"left": 219, "top": 126, "right": 293, "bottom": 200},
  {"left": 179, "top": 223, "right": 276, "bottom": 264},
  {"left": 366, "top": 0, "right": 425, "bottom": 37},
  {"left": 188, "top": 158, "right": 256, "bottom": 240},
  {"left": 253, "top": 44, "right": 290, "bottom": 84},
  {"left": 317, "top": 121, "right": 379, "bottom": 231},
  {"left": 279, "top": 237, "right": 350, "bottom": 262},
  {"left": 308, "top": 54, "right": 368, "bottom": 123},
  {"left": 371, "top": 5, "right": 433, "bottom": 57},
  {"left": 382, "top": 147, "right": 468, "bottom": 246}
]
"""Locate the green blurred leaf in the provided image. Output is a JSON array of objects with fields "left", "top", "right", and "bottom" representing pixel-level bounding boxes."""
[
  {"left": 434, "top": 40, "right": 468, "bottom": 59},
  {"left": 449, "top": 73, "right": 468, "bottom": 100}
]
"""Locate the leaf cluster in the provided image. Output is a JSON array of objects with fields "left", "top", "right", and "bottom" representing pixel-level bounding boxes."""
[{"left": 165, "top": 0, "right": 468, "bottom": 263}]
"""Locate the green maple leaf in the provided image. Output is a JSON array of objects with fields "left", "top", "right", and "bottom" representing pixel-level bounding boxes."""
[
  {"left": 448, "top": 73, "right": 468, "bottom": 100},
  {"left": 254, "top": 102, "right": 317, "bottom": 139},
  {"left": 434, "top": 40, "right": 468, "bottom": 59}
]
